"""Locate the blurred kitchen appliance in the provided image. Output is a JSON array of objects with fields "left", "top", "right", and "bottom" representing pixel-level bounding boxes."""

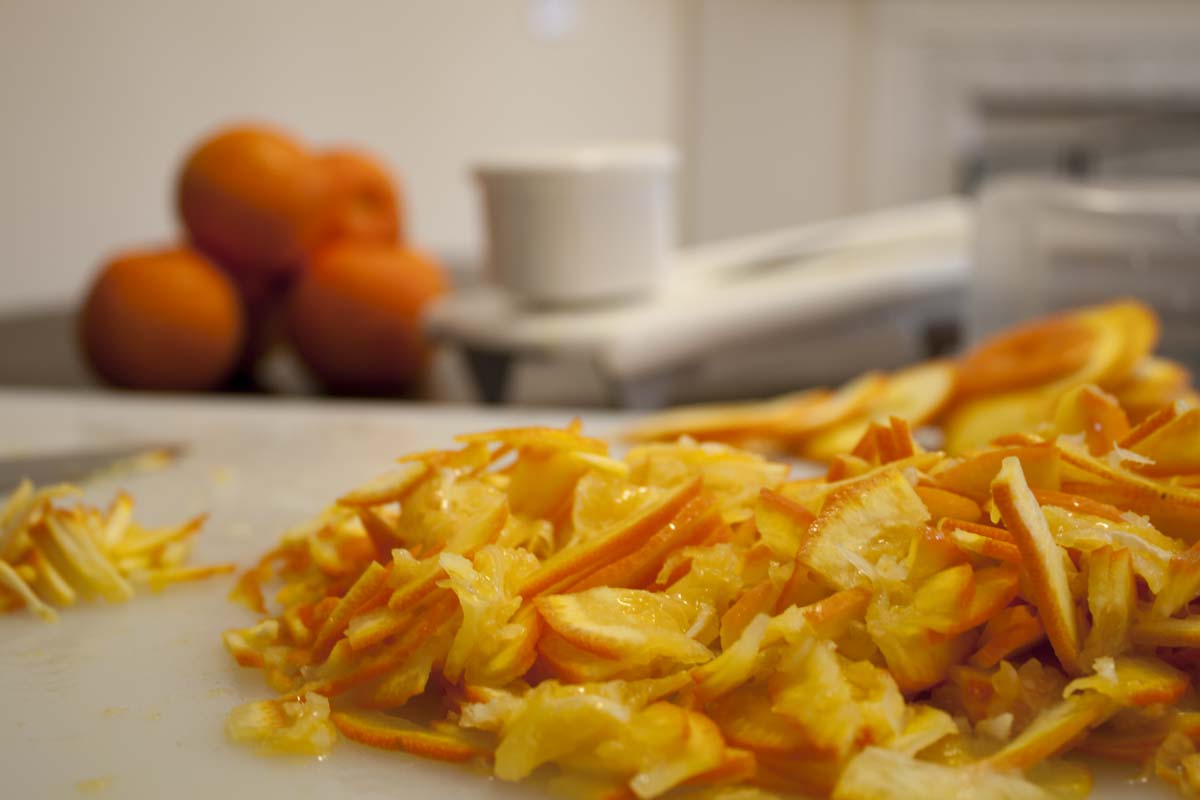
[
  {"left": 970, "top": 176, "right": 1200, "bottom": 370},
  {"left": 426, "top": 199, "right": 968, "bottom": 408},
  {"left": 960, "top": 101, "right": 1200, "bottom": 192}
]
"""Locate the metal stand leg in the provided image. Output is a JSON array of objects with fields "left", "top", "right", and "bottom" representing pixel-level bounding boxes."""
[
  {"left": 610, "top": 373, "right": 675, "bottom": 410},
  {"left": 464, "top": 348, "right": 513, "bottom": 405},
  {"left": 923, "top": 319, "right": 962, "bottom": 359}
]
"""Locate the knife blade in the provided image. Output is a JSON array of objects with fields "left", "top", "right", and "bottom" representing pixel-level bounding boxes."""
[{"left": 0, "top": 443, "right": 185, "bottom": 492}]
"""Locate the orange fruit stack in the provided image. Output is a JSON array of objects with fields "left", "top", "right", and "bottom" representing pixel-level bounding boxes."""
[{"left": 79, "top": 124, "right": 447, "bottom": 393}]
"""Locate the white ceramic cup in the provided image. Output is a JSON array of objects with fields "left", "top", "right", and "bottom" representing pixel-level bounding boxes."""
[{"left": 474, "top": 145, "right": 678, "bottom": 306}]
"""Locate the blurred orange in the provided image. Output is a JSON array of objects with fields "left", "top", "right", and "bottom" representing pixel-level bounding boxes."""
[
  {"left": 79, "top": 246, "right": 245, "bottom": 391},
  {"left": 316, "top": 149, "right": 404, "bottom": 247},
  {"left": 286, "top": 242, "right": 448, "bottom": 393},
  {"left": 178, "top": 125, "right": 324, "bottom": 282}
]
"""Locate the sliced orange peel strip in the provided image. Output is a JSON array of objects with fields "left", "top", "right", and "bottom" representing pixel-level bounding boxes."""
[{"left": 224, "top": 388, "right": 1200, "bottom": 798}]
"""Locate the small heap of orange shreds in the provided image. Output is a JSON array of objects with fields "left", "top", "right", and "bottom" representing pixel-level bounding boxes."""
[
  {"left": 225, "top": 386, "right": 1200, "bottom": 798},
  {"left": 0, "top": 481, "right": 233, "bottom": 622}
]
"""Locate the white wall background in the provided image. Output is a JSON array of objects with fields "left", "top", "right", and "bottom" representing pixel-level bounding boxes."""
[
  {"left": 686, "top": 1, "right": 862, "bottom": 243},
  {"left": 0, "top": 0, "right": 686, "bottom": 313},
  {"left": 13, "top": 1, "right": 1196, "bottom": 320}
]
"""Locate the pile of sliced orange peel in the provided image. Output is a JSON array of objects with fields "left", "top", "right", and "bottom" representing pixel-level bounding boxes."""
[
  {"left": 0, "top": 480, "right": 233, "bottom": 621},
  {"left": 627, "top": 299, "right": 1194, "bottom": 459},
  {"left": 224, "top": 374, "right": 1200, "bottom": 797}
]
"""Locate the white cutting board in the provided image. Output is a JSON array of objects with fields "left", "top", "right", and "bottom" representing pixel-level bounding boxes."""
[{"left": 0, "top": 390, "right": 1166, "bottom": 799}]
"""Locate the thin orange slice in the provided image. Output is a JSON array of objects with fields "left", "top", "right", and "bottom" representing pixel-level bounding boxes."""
[
  {"left": 957, "top": 313, "right": 1096, "bottom": 398},
  {"left": 535, "top": 587, "right": 711, "bottom": 665},
  {"left": 331, "top": 710, "right": 485, "bottom": 761},
  {"left": 991, "top": 456, "right": 1080, "bottom": 675},
  {"left": 518, "top": 478, "right": 701, "bottom": 599}
]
